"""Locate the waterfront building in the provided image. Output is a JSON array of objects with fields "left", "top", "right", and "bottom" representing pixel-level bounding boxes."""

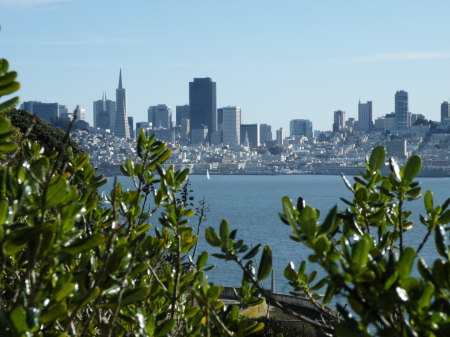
[
  {"left": 222, "top": 106, "right": 241, "bottom": 146},
  {"left": 148, "top": 104, "right": 172, "bottom": 130},
  {"left": 114, "top": 70, "right": 130, "bottom": 138},
  {"left": 276, "top": 127, "right": 286, "bottom": 145},
  {"left": 395, "top": 90, "right": 409, "bottom": 129},
  {"left": 290, "top": 119, "right": 313, "bottom": 139},
  {"left": 441, "top": 101, "right": 450, "bottom": 122},
  {"left": 176, "top": 105, "right": 190, "bottom": 126},
  {"left": 333, "top": 110, "right": 345, "bottom": 132},
  {"left": 358, "top": 101, "right": 372, "bottom": 132},
  {"left": 93, "top": 93, "right": 116, "bottom": 130},
  {"left": 240, "top": 123, "right": 260, "bottom": 147},
  {"left": 189, "top": 77, "right": 217, "bottom": 143},
  {"left": 21, "top": 101, "right": 59, "bottom": 123},
  {"left": 260, "top": 124, "right": 272, "bottom": 144}
]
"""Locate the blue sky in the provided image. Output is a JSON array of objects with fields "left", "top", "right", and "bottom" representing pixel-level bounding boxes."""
[{"left": 2, "top": 0, "right": 450, "bottom": 131}]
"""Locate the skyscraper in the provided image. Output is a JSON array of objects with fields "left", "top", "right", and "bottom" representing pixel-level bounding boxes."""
[
  {"left": 259, "top": 124, "right": 272, "bottom": 145},
  {"left": 93, "top": 93, "right": 116, "bottom": 130},
  {"left": 222, "top": 106, "right": 241, "bottom": 146},
  {"left": 176, "top": 105, "right": 190, "bottom": 126},
  {"left": 114, "top": 70, "right": 130, "bottom": 138},
  {"left": 189, "top": 78, "right": 216, "bottom": 143},
  {"left": 240, "top": 124, "right": 260, "bottom": 148},
  {"left": 290, "top": 119, "right": 313, "bottom": 138},
  {"left": 441, "top": 101, "right": 450, "bottom": 122},
  {"left": 333, "top": 110, "right": 345, "bottom": 132},
  {"left": 148, "top": 105, "right": 172, "bottom": 130},
  {"left": 395, "top": 90, "right": 409, "bottom": 129},
  {"left": 22, "top": 101, "right": 59, "bottom": 123},
  {"left": 358, "top": 101, "right": 372, "bottom": 132}
]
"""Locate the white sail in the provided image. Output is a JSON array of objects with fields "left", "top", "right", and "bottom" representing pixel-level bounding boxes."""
[{"left": 206, "top": 169, "right": 211, "bottom": 180}]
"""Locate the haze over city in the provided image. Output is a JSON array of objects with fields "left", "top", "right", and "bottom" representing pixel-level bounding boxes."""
[{"left": 2, "top": 0, "right": 450, "bottom": 130}]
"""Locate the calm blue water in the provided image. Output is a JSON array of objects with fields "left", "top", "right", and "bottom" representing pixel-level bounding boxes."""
[{"left": 101, "top": 175, "right": 450, "bottom": 292}]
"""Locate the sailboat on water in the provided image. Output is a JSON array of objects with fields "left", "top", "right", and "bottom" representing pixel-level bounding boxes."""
[{"left": 206, "top": 169, "right": 211, "bottom": 180}]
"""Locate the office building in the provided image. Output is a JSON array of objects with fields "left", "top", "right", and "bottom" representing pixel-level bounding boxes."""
[
  {"left": 93, "top": 93, "right": 116, "bottom": 130},
  {"left": 190, "top": 125, "right": 208, "bottom": 145},
  {"left": 128, "top": 116, "right": 134, "bottom": 138},
  {"left": 176, "top": 105, "right": 190, "bottom": 126},
  {"left": 114, "top": 70, "right": 130, "bottom": 138},
  {"left": 395, "top": 90, "right": 409, "bottom": 129},
  {"left": 217, "top": 108, "right": 224, "bottom": 132},
  {"left": 222, "top": 106, "right": 241, "bottom": 146},
  {"left": 136, "top": 122, "right": 150, "bottom": 133},
  {"left": 358, "top": 101, "right": 373, "bottom": 132},
  {"left": 441, "top": 101, "right": 450, "bottom": 122},
  {"left": 276, "top": 127, "right": 286, "bottom": 145},
  {"left": 148, "top": 104, "right": 172, "bottom": 130},
  {"left": 259, "top": 124, "right": 272, "bottom": 144},
  {"left": 290, "top": 119, "right": 313, "bottom": 138},
  {"left": 240, "top": 123, "right": 260, "bottom": 148},
  {"left": 21, "top": 101, "right": 59, "bottom": 123},
  {"left": 189, "top": 77, "right": 217, "bottom": 143},
  {"left": 333, "top": 110, "right": 345, "bottom": 132}
]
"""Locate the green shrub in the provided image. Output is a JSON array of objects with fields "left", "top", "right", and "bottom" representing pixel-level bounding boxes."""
[{"left": 0, "top": 58, "right": 264, "bottom": 336}]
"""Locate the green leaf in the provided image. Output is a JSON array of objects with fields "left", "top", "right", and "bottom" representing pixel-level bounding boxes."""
[
  {"left": 397, "top": 247, "right": 416, "bottom": 279},
  {"left": 10, "top": 307, "right": 28, "bottom": 333},
  {"left": 319, "top": 205, "right": 337, "bottom": 234},
  {"left": 197, "top": 251, "right": 208, "bottom": 269},
  {"left": 351, "top": 235, "right": 371, "bottom": 268},
  {"left": 368, "top": 146, "right": 386, "bottom": 171},
  {"left": 205, "top": 227, "right": 221, "bottom": 247},
  {"left": 61, "top": 233, "right": 105, "bottom": 255},
  {"left": 389, "top": 157, "right": 401, "bottom": 180},
  {"left": 438, "top": 210, "right": 450, "bottom": 224},
  {"left": 403, "top": 155, "right": 422, "bottom": 181},
  {"left": 284, "top": 262, "right": 297, "bottom": 281},
  {"left": 0, "top": 81, "right": 20, "bottom": 96},
  {"left": 154, "top": 319, "right": 175, "bottom": 337},
  {"left": 243, "top": 244, "right": 261, "bottom": 260},
  {"left": 121, "top": 287, "right": 150, "bottom": 305},
  {"left": 55, "top": 282, "right": 75, "bottom": 302},
  {"left": 314, "top": 235, "right": 331, "bottom": 254},
  {"left": 257, "top": 245, "right": 272, "bottom": 280},
  {"left": 40, "top": 302, "right": 67, "bottom": 324},
  {"left": 417, "top": 281, "right": 435, "bottom": 310},
  {"left": 424, "top": 190, "right": 433, "bottom": 214},
  {"left": 219, "top": 220, "right": 229, "bottom": 240},
  {"left": 435, "top": 225, "right": 449, "bottom": 258}
]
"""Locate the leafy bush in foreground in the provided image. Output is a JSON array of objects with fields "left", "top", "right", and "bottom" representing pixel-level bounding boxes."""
[
  {"left": 207, "top": 146, "right": 450, "bottom": 336},
  {"left": 0, "top": 58, "right": 264, "bottom": 336}
]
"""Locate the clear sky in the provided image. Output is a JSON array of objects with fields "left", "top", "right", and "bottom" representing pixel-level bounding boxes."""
[{"left": 2, "top": 0, "right": 450, "bottom": 131}]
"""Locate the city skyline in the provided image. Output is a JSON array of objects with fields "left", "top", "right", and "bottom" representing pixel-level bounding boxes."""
[{"left": 3, "top": 1, "right": 450, "bottom": 130}]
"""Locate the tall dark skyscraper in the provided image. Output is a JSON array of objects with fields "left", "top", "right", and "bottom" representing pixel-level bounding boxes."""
[
  {"left": 114, "top": 70, "right": 130, "bottom": 138},
  {"left": 358, "top": 101, "right": 372, "bottom": 132},
  {"left": 189, "top": 78, "right": 216, "bottom": 143},
  {"left": 395, "top": 90, "right": 409, "bottom": 130}
]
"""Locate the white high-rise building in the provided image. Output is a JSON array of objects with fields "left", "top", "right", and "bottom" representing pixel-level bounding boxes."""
[
  {"left": 114, "top": 69, "right": 130, "bottom": 138},
  {"left": 358, "top": 101, "right": 372, "bottom": 132},
  {"left": 222, "top": 106, "right": 241, "bottom": 145}
]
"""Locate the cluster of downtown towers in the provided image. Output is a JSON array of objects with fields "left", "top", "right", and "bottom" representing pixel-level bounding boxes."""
[
  {"left": 94, "top": 73, "right": 273, "bottom": 147},
  {"left": 93, "top": 71, "right": 450, "bottom": 146}
]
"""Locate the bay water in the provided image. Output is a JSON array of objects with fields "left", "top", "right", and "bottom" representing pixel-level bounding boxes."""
[{"left": 101, "top": 175, "right": 450, "bottom": 293}]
